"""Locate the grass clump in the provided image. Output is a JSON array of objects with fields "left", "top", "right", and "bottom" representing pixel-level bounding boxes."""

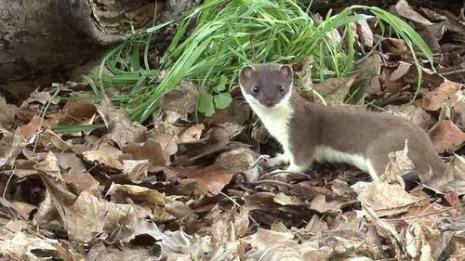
[{"left": 87, "top": 0, "right": 433, "bottom": 122}]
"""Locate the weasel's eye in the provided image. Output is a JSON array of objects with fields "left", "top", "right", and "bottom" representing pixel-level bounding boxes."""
[
  {"left": 279, "top": 85, "right": 285, "bottom": 93},
  {"left": 252, "top": 85, "right": 259, "bottom": 93}
]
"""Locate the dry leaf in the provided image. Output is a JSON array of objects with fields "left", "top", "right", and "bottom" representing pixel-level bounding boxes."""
[
  {"left": 309, "top": 194, "right": 345, "bottom": 214},
  {"left": 63, "top": 172, "right": 100, "bottom": 195},
  {"left": 384, "top": 38, "right": 408, "bottom": 53},
  {"left": 95, "top": 98, "right": 146, "bottom": 148},
  {"left": 382, "top": 140, "right": 415, "bottom": 182},
  {"left": 86, "top": 242, "right": 153, "bottom": 261},
  {"left": 356, "top": 54, "right": 382, "bottom": 76},
  {"left": 312, "top": 74, "right": 358, "bottom": 104},
  {"left": 245, "top": 229, "right": 320, "bottom": 260},
  {"left": 214, "top": 147, "right": 260, "bottom": 181},
  {"left": 394, "top": 0, "right": 433, "bottom": 26},
  {"left": 203, "top": 99, "right": 251, "bottom": 126},
  {"left": 421, "top": 80, "right": 462, "bottom": 111},
  {"left": 60, "top": 101, "right": 97, "bottom": 124},
  {"left": 39, "top": 129, "right": 71, "bottom": 151},
  {"left": 106, "top": 184, "right": 191, "bottom": 221},
  {"left": 122, "top": 138, "right": 167, "bottom": 171},
  {"left": 55, "top": 153, "right": 87, "bottom": 174},
  {"left": 24, "top": 89, "right": 60, "bottom": 105},
  {"left": 82, "top": 144, "right": 124, "bottom": 170},
  {"left": 428, "top": 120, "right": 465, "bottom": 153},
  {"left": 352, "top": 181, "right": 421, "bottom": 217},
  {"left": 356, "top": 18, "right": 374, "bottom": 47},
  {"left": 453, "top": 101, "right": 465, "bottom": 129},
  {"left": 389, "top": 61, "right": 412, "bottom": 82},
  {"left": 33, "top": 153, "right": 140, "bottom": 242},
  {"left": 182, "top": 165, "right": 233, "bottom": 195},
  {"left": 152, "top": 133, "right": 179, "bottom": 163},
  {"left": 160, "top": 80, "right": 198, "bottom": 114},
  {"left": 386, "top": 104, "right": 435, "bottom": 130},
  {"left": 122, "top": 160, "right": 149, "bottom": 182},
  {"left": 0, "top": 228, "right": 75, "bottom": 260},
  {"left": 179, "top": 123, "right": 205, "bottom": 143},
  {"left": 273, "top": 192, "right": 304, "bottom": 206},
  {"left": 0, "top": 96, "right": 16, "bottom": 128}
]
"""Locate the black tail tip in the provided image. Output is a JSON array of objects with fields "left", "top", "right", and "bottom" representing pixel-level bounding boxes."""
[{"left": 402, "top": 169, "right": 421, "bottom": 191}]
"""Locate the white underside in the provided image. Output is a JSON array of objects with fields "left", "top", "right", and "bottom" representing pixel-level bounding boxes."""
[{"left": 314, "top": 146, "right": 379, "bottom": 180}]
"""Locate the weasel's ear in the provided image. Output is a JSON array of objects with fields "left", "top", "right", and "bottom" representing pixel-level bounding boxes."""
[
  {"left": 239, "top": 65, "right": 255, "bottom": 84},
  {"left": 280, "top": 64, "right": 293, "bottom": 79}
]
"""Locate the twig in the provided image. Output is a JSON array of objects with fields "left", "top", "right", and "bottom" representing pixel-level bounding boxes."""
[
  {"left": 249, "top": 154, "right": 269, "bottom": 168},
  {"left": 2, "top": 170, "right": 14, "bottom": 198},
  {"left": 266, "top": 170, "right": 314, "bottom": 180},
  {"left": 252, "top": 179, "right": 292, "bottom": 188},
  {"left": 32, "top": 85, "right": 62, "bottom": 153},
  {"left": 439, "top": 68, "right": 465, "bottom": 76},
  {"left": 219, "top": 191, "right": 260, "bottom": 227},
  {"left": 382, "top": 200, "right": 463, "bottom": 222}
]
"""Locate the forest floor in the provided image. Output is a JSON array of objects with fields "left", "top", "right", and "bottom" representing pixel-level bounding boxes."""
[{"left": 1, "top": 1, "right": 465, "bottom": 260}]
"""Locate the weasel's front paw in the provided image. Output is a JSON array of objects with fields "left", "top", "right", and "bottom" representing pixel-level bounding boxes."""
[
  {"left": 266, "top": 153, "right": 290, "bottom": 168},
  {"left": 286, "top": 163, "right": 305, "bottom": 173}
]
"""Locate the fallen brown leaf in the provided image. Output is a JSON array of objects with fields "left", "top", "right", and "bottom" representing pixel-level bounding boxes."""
[
  {"left": 82, "top": 144, "right": 124, "bottom": 170},
  {"left": 0, "top": 227, "right": 80, "bottom": 260},
  {"left": 394, "top": 0, "right": 433, "bottom": 26},
  {"left": 245, "top": 228, "right": 321, "bottom": 260},
  {"left": 63, "top": 172, "right": 100, "bottom": 196},
  {"left": 106, "top": 183, "right": 192, "bottom": 221},
  {"left": 352, "top": 181, "right": 422, "bottom": 217},
  {"left": 179, "top": 123, "right": 205, "bottom": 143},
  {"left": 86, "top": 242, "right": 154, "bottom": 261},
  {"left": 34, "top": 153, "right": 140, "bottom": 243},
  {"left": 428, "top": 120, "right": 465, "bottom": 153},
  {"left": 309, "top": 194, "right": 345, "bottom": 214},
  {"left": 214, "top": 147, "right": 261, "bottom": 181},
  {"left": 421, "top": 79, "right": 462, "bottom": 111},
  {"left": 356, "top": 18, "right": 374, "bottom": 48},
  {"left": 122, "top": 138, "right": 166, "bottom": 171},
  {"left": 312, "top": 74, "right": 358, "bottom": 104},
  {"left": 60, "top": 101, "right": 97, "bottom": 124},
  {"left": 39, "top": 129, "right": 72, "bottom": 151},
  {"left": 0, "top": 96, "right": 16, "bottom": 128},
  {"left": 182, "top": 165, "right": 233, "bottom": 195},
  {"left": 453, "top": 101, "right": 465, "bottom": 129},
  {"left": 122, "top": 159, "right": 149, "bottom": 182},
  {"left": 389, "top": 61, "right": 412, "bottom": 82},
  {"left": 203, "top": 99, "right": 251, "bottom": 126},
  {"left": 95, "top": 97, "right": 146, "bottom": 148},
  {"left": 152, "top": 133, "right": 179, "bottom": 163},
  {"left": 23, "top": 89, "right": 60, "bottom": 106},
  {"left": 382, "top": 140, "right": 415, "bottom": 183},
  {"left": 160, "top": 80, "right": 198, "bottom": 114}
]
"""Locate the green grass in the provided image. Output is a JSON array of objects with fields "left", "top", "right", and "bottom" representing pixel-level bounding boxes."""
[{"left": 84, "top": 0, "right": 433, "bottom": 123}]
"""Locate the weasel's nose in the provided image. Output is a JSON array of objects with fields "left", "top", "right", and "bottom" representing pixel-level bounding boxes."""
[{"left": 262, "top": 100, "right": 276, "bottom": 107}]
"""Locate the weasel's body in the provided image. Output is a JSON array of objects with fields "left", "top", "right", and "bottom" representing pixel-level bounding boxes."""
[{"left": 239, "top": 63, "right": 445, "bottom": 183}]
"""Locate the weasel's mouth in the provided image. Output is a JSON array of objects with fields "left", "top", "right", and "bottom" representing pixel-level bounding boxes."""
[{"left": 262, "top": 102, "right": 277, "bottom": 108}]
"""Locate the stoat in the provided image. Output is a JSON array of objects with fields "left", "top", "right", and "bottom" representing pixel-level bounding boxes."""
[{"left": 239, "top": 63, "right": 445, "bottom": 188}]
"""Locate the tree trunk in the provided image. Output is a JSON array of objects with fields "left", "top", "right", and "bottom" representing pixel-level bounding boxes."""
[
  {"left": 0, "top": 0, "right": 102, "bottom": 84},
  {"left": 0, "top": 0, "right": 173, "bottom": 102}
]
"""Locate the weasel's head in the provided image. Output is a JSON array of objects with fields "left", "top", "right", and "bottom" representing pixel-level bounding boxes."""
[{"left": 239, "top": 64, "right": 293, "bottom": 109}]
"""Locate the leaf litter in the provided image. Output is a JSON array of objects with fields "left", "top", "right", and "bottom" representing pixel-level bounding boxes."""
[{"left": 2, "top": 1, "right": 465, "bottom": 260}]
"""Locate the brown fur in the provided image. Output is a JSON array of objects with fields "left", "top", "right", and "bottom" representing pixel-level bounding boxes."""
[
  {"left": 289, "top": 94, "right": 445, "bottom": 181},
  {"left": 240, "top": 63, "right": 445, "bottom": 183}
]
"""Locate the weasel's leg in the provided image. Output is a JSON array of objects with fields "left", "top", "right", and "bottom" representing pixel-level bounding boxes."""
[
  {"left": 286, "top": 162, "right": 306, "bottom": 172},
  {"left": 266, "top": 153, "right": 290, "bottom": 168}
]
